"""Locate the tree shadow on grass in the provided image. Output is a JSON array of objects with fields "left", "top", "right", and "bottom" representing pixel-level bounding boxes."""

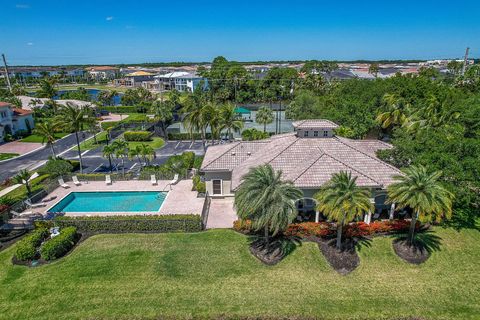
[
  {"left": 354, "top": 236, "right": 373, "bottom": 252},
  {"left": 391, "top": 229, "right": 442, "bottom": 264},
  {"left": 247, "top": 234, "right": 302, "bottom": 265}
]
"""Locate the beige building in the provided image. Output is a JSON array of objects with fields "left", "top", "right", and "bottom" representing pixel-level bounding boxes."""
[{"left": 201, "top": 120, "right": 402, "bottom": 223}]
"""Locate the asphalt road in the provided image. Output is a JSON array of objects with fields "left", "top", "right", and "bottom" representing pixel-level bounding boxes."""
[{"left": 0, "top": 132, "right": 92, "bottom": 182}]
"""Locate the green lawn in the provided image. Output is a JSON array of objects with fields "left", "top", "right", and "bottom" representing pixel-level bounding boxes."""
[
  {"left": 20, "top": 133, "right": 69, "bottom": 143},
  {"left": 128, "top": 137, "right": 165, "bottom": 149},
  {"left": 0, "top": 228, "right": 478, "bottom": 319},
  {"left": 78, "top": 131, "right": 109, "bottom": 151},
  {"left": 0, "top": 153, "right": 19, "bottom": 161}
]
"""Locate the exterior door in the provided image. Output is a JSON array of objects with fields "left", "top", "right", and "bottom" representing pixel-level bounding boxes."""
[{"left": 212, "top": 180, "right": 222, "bottom": 195}]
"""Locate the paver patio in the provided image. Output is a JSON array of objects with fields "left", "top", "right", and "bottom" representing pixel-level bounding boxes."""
[{"left": 206, "top": 198, "right": 238, "bottom": 229}]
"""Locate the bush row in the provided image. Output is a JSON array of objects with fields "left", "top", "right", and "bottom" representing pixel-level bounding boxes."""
[
  {"left": 123, "top": 131, "right": 152, "bottom": 141},
  {"left": 101, "top": 106, "right": 138, "bottom": 114},
  {"left": 14, "top": 228, "right": 49, "bottom": 261},
  {"left": 233, "top": 220, "right": 415, "bottom": 238},
  {"left": 40, "top": 227, "right": 78, "bottom": 261},
  {"left": 55, "top": 215, "right": 202, "bottom": 233}
]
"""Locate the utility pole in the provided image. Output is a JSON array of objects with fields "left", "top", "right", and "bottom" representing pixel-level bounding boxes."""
[
  {"left": 462, "top": 47, "right": 470, "bottom": 76},
  {"left": 2, "top": 54, "right": 12, "bottom": 91}
]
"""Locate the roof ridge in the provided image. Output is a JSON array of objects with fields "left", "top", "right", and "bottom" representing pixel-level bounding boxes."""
[
  {"left": 334, "top": 136, "right": 403, "bottom": 175},
  {"left": 322, "top": 151, "right": 382, "bottom": 187},
  {"left": 292, "top": 149, "right": 326, "bottom": 183},
  {"left": 202, "top": 142, "right": 240, "bottom": 169}
]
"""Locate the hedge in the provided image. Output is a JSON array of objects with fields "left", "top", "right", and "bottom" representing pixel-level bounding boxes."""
[
  {"left": 14, "top": 228, "right": 49, "bottom": 261},
  {"left": 55, "top": 214, "right": 202, "bottom": 233},
  {"left": 40, "top": 227, "right": 78, "bottom": 261},
  {"left": 167, "top": 132, "right": 212, "bottom": 141},
  {"left": 124, "top": 131, "right": 152, "bottom": 142},
  {"left": 101, "top": 106, "right": 138, "bottom": 114}
]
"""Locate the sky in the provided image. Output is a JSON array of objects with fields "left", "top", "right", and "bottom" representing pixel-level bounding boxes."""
[{"left": 0, "top": 0, "right": 479, "bottom": 65}]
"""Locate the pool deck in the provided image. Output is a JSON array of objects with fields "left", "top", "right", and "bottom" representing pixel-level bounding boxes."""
[{"left": 23, "top": 179, "right": 205, "bottom": 217}]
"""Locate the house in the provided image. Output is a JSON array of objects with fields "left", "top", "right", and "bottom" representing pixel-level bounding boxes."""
[
  {"left": 86, "top": 66, "right": 119, "bottom": 80},
  {"left": 0, "top": 102, "right": 35, "bottom": 142},
  {"left": 201, "top": 119, "right": 402, "bottom": 223},
  {"left": 0, "top": 67, "right": 85, "bottom": 79},
  {"left": 114, "top": 71, "right": 156, "bottom": 87},
  {"left": 154, "top": 72, "right": 208, "bottom": 92}
]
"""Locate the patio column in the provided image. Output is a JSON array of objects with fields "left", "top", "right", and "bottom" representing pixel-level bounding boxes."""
[
  {"left": 389, "top": 203, "right": 396, "bottom": 220},
  {"left": 315, "top": 210, "right": 320, "bottom": 223}
]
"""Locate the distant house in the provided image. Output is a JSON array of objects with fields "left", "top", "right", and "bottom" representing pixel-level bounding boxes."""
[
  {"left": 86, "top": 66, "right": 119, "bottom": 80},
  {"left": 201, "top": 119, "right": 401, "bottom": 223},
  {"left": 114, "top": 71, "right": 156, "bottom": 87},
  {"left": 154, "top": 72, "right": 208, "bottom": 92},
  {"left": 0, "top": 102, "right": 35, "bottom": 142},
  {"left": 0, "top": 67, "right": 84, "bottom": 79}
]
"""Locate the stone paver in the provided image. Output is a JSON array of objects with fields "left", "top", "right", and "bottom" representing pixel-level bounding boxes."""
[
  {"left": 18, "top": 179, "right": 204, "bottom": 217},
  {"left": 0, "top": 141, "right": 43, "bottom": 155},
  {"left": 100, "top": 113, "right": 129, "bottom": 122},
  {"left": 206, "top": 197, "right": 237, "bottom": 229}
]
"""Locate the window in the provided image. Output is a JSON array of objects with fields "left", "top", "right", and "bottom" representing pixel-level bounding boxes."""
[
  {"left": 303, "top": 131, "right": 309, "bottom": 137},
  {"left": 313, "top": 131, "right": 318, "bottom": 137},
  {"left": 323, "top": 130, "right": 329, "bottom": 137},
  {"left": 212, "top": 180, "right": 222, "bottom": 195}
]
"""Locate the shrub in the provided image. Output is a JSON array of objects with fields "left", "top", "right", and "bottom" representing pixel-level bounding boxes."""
[
  {"left": 344, "top": 220, "right": 414, "bottom": 237},
  {"left": 101, "top": 121, "right": 119, "bottom": 130},
  {"left": 55, "top": 215, "right": 202, "bottom": 233},
  {"left": 124, "top": 131, "right": 152, "bottom": 142},
  {"left": 41, "top": 227, "right": 78, "bottom": 261},
  {"left": 192, "top": 175, "right": 206, "bottom": 193},
  {"left": 41, "top": 158, "right": 73, "bottom": 177},
  {"left": 241, "top": 128, "right": 269, "bottom": 141},
  {"left": 14, "top": 227, "right": 48, "bottom": 261},
  {"left": 232, "top": 219, "right": 253, "bottom": 233},
  {"left": 284, "top": 222, "right": 334, "bottom": 237}
]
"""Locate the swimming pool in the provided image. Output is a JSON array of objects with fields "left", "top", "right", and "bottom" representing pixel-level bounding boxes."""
[{"left": 48, "top": 191, "right": 167, "bottom": 213}]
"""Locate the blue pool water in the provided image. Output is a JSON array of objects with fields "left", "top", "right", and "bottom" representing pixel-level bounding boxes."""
[{"left": 48, "top": 192, "right": 167, "bottom": 213}]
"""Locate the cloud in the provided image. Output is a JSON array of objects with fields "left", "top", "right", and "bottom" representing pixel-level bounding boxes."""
[
  {"left": 16, "top": 4, "right": 30, "bottom": 9},
  {"left": 106, "top": 16, "right": 114, "bottom": 21},
  {"left": 27, "top": 42, "right": 34, "bottom": 46}
]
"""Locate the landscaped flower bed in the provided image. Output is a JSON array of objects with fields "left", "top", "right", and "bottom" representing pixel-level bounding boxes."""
[{"left": 233, "top": 219, "right": 416, "bottom": 239}]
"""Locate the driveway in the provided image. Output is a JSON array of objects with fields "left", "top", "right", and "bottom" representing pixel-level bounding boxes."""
[{"left": 0, "top": 141, "right": 43, "bottom": 155}]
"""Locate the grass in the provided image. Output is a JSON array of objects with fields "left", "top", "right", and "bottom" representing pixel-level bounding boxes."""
[
  {"left": 78, "top": 131, "right": 109, "bottom": 151},
  {"left": 20, "top": 133, "right": 69, "bottom": 143},
  {"left": 0, "top": 153, "right": 19, "bottom": 161},
  {"left": 0, "top": 174, "right": 50, "bottom": 202},
  {"left": 127, "top": 137, "right": 165, "bottom": 149},
  {"left": 0, "top": 228, "right": 478, "bottom": 319}
]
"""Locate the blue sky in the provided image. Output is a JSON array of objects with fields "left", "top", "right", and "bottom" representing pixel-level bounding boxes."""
[{"left": 1, "top": 0, "right": 479, "bottom": 65}]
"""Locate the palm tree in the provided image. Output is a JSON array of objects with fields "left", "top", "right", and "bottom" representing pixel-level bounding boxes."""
[
  {"left": 55, "top": 103, "right": 92, "bottom": 173},
  {"left": 219, "top": 103, "right": 244, "bottom": 140},
  {"left": 255, "top": 106, "right": 274, "bottom": 133},
  {"left": 103, "top": 144, "right": 115, "bottom": 172},
  {"left": 183, "top": 96, "right": 209, "bottom": 149},
  {"left": 137, "top": 144, "right": 155, "bottom": 166},
  {"left": 36, "top": 78, "right": 57, "bottom": 99},
  {"left": 234, "top": 164, "right": 303, "bottom": 244},
  {"left": 387, "top": 165, "right": 454, "bottom": 245},
  {"left": 152, "top": 100, "right": 173, "bottom": 140},
  {"left": 314, "top": 171, "right": 373, "bottom": 250},
  {"left": 376, "top": 93, "right": 411, "bottom": 129},
  {"left": 13, "top": 170, "right": 32, "bottom": 196},
  {"left": 112, "top": 139, "right": 129, "bottom": 176},
  {"left": 33, "top": 120, "right": 58, "bottom": 157},
  {"left": 128, "top": 146, "right": 142, "bottom": 166}
]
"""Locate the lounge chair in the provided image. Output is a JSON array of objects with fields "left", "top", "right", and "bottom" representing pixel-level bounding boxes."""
[
  {"left": 151, "top": 174, "right": 157, "bottom": 185},
  {"left": 58, "top": 178, "right": 69, "bottom": 189},
  {"left": 72, "top": 176, "right": 81, "bottom": 186},
  {"left": 25, "top": 199, "right": 46, "bottom": 209},
  {"left": 11, "top": 210, "right": 34, "bottom": 217},
  {"left": 170, "top": 174, "right": 179, "bottom": 185},
  {"left": 105, "top": 175, "right": 112, "bottom": 185}
]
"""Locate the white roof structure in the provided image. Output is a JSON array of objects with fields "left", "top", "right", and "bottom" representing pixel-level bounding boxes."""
[{"left": 154, "top": 72, "right": 202, "bottom": 79}]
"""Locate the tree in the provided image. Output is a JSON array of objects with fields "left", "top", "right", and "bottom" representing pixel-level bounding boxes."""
[
  {"left": 182, "top": 91, "right": 209, "bottom": 149},
  {"left": 13, "top": 170, "right": 33, "bottom": 196},
  {"left": 98, "top": 90, "right": 117, "bottom": 106},
  {"left": 234, "top": 164, "right": 303, "bottom": 244},
  {"left": 152, "top": 100, "right": 173, "bottom": 140},
  {"left": 55, "top": 103, "right": 93, "bottom": 173},
  {"left": 33, "top": 120, "right": 58, "bottom": 157},
  {"left": 255, "top": 106, "right": 274, "bottom": 132},
  {"left": 368, "top": 63, "right": 379, "bottom": 78},
  {"left": 103, "top": 144, "right": 115, "bottom": 172},
  {"left": 36, "top": 78, "right": 57, "bottom": 99},
  {"left": 112, "top": 139, "right": 129, "bottom": 177},
  {"left": 376, "top": 93, "right": 411, "bottom": 129},
  {"left": 219, "top": 103, "right": 243, "bottom": 140},
  {"left": 314, "top": 171, "right": 373, "bottom": 250},
  {"left": 387, "top": 165, "right": 454, "bottom": 245}
]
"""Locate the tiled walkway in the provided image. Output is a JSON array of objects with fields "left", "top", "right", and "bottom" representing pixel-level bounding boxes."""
[
  {"left": 0, "top": 141, "right": 43, "bottom": 155},
  {"left": 206, "top": 197, "right": 238, "bottom": 229}
]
